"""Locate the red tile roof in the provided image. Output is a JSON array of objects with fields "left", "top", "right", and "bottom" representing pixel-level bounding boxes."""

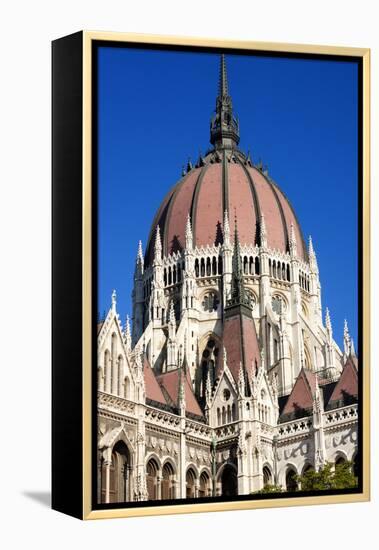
[
  {"left": 222, "top": 311, "right": 260, "bottom": 384},
  {"left": 157, "top": 369, "right": 203, "bottom": 417},
  {"left": 328, "top": 357, "right": 358, "bottom": 406},
  {"left": 281, "top": 368, "right": 317, "bottom": 417},
  {"left": 143, "top": 357, "right": 168, "bottom": 405}
]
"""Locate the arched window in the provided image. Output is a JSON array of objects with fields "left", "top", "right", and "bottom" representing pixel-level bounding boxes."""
[
  {"left": 199, "top": 471, "right": 211, "bottom": 498},
  {"left": 212, "top": 256, "right": 217, "bottom": 275},
  {"left": 173, "top": 265, "right": 177, "bottom": 284},
  {"left": 168, "top": 267, "right": 172, "bottom": 285},
  {"left": 195, "top": 259, "right": 199, "bottom": 278},
  {"left": 221, "top": 465, "right": 237, "bottom": 496},
  {"left": 286, "top": 469, "right": 298, "bottom": 492},
  {"left": 218, "top": 255, "right": 223, "bottom": 275},
  {"left": 98, "top": 367, "right": 104, "bottom": 391},
  {"left": 249, "top": 256, "right": 254, "bottom": 274},
  {"left": 104, "top": 349, "right": 111, "bottom": 393},
  {"left": 269, "top": 259, "right": 272, "bottom": 276},
  {"left": 162, "top": 462, "right": 175, "bottom": 500},
  {"left": 222, "top": 406, "right": 226, "bottom": 424},
  {"left": 101, "top": 441, "right": 130, "bottom": 504},
  {"left": 217, "top": 408, "right": 221, "bottom": 425},
  {"left": 286, "top": 264, "right": 291, "bottom": 281},
  {"left": 206, "top": 257, "right": 211, "bottom": 276},
  {"left": 263, "top": 466, "right": 272, "bottom": 487},
  {"left": 255, "top": 257, "right": 260, "bottom": 275},
  {"left": 164, "top": 268, "right": 167, "bottom": 286},
  {"left": 202, "top": 292, "right": 219, "bottom": 312},
  {"left": 124, "top": 376, "right": 130, "bottom": 399},
  {"left": 146, "top": 458, "right": 159, "bottom": 501},
  {"left": 335, "top": 456, "right": 346, "bottom": 468},
  {"left": 117, "top": 355, "right": 124, "bottom": 395},
  {"left": 111, "top": 333, "right": 117, "bottom": 394},
  {"left": 200, "top": 258, "right": 205, "bottom": 277},
  {"left": 232, "top": 403, "right": 236, "bottom": 421},
  {"left": 186, "top": 468, "right": 196, "bottom": 498}
]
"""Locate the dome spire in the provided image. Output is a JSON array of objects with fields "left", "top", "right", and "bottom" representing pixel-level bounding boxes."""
[{"left": 210, "top": 55, "right": 240, "bottom": 150}]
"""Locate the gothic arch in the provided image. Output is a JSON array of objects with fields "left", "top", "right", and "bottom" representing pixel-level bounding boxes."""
[
  {"left": 262, "top": 463, "right": 273, "bottom": 486},
  {"left": 285, "top": 464, "right": 299, "bottom": 492},
  {"left": 218, "top": 463, "right": 238, "bottom": 497},
  {"left": 146, "top": 456, "right": 160, "bottom": 501},
  {"left": 145, "top": 452, "right": 162, "bottom": 471},
  {"left": 334, "top": 450, "right": 348, "bottom": 465},
  {"left": 186, "top": 466, "right": 198, "bottom": 498}
]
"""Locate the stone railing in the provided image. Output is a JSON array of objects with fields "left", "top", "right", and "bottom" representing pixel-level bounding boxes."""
[
  {"left": 215, "top": 421, "right": 239, "bottom": 440},
  {"left": 324, "top": 404, "right": 358, "bottom": 427},
  {"left": 98, "top": 391, "right": 136, "bottom": 415},
  {"left": 277, "top": 417, "right": 313, "bottom": 439}
]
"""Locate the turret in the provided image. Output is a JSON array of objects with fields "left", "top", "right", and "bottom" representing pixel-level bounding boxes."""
[{"left": 132, "top": 240, "right": 145, "bottom": 345}]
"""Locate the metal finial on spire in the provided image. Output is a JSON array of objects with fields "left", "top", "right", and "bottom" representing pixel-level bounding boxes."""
[
  {"left": 219, "top": 54, "right": 229, "bottom": 98},
  {"left": 210, "top": 55, "right": 240, "bottom": 150}
]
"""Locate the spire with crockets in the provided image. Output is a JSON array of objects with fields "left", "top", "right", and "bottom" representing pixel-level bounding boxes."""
[
  {"left": 226, "top": 218, "right": 252, "bottom": 310},
  {"left": 210, "top": 54, "right": 240, "bottom": 150}
]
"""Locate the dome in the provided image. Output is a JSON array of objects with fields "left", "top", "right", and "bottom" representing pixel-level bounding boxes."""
[
  {"left": 144, "top": 56, "right": 307, "bottom": 266},
  {"left": 145, "top": 150, "right": 307, "bottom": 265}
]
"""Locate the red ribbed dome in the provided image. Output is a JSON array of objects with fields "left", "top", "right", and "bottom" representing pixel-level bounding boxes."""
[{"left": 145, "top": 149, "right": 307, "bottom": 265}]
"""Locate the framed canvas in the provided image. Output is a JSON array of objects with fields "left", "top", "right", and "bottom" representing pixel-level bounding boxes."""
[{"left": 52, "top": 31, "right": 370, "bottom": 520}]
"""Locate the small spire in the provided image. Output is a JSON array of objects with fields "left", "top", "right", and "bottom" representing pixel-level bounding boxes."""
[
  {"left": 238, "top": 362, "right": 245, "bottom": 397},
  {"left": 344, "top": 319, "right": 351, "bottom": 357},
  {"left": 136, "top": 240, "right": 144, "bottom": 275},
  {"left": 226, "top": 217, "right": 251, "bottom": 309},
  {"left": 289, "top": 223, "right": 297, "bottom": 256},
  {"left": 206, "top": 369, "right": 212, "bottom": 407},
  {"left": 325, "top": 307, "right": 332, "bottom": 333},
  {"left": 350, "top": 338, "right": 356, "bottom": 357},
  {"left": 260, "top": 212, "right": 267, "bottom": 248},
  {"left": 169, "top": 301, "right": 176, "bottom": 327},
  {"left": 154, "top": 225, "right": 162, "bottom": 260},
  {"left": 186, "top": 158, "right": 193, "bottom": 172},
  {"left": 223, "top": 209, "right": 230, "bottom": 245},
  {"left": 178, "top": 363, "right": 186, "bottom": 410},
  {"left": 111, "top": 289, "right": 117, "bottom": 312},
  {"left": 309, "top": 235, "right": 318, "bottom": 271},
  {"left": 185, "top": 213, "right": 193, "bottom": 249},
  {"left": 124, "top": 315, "right": 131, "bottom": 351}
]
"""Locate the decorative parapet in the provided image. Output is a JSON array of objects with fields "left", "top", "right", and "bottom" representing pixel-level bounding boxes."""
[
  {"left": 324, "top": 404, "right": 358, "bottom": 428},
  {"left": 277, "top": 417, "right": 313, "bottom": 440},
  {"left": 98, "top": 391, "right": 136, "bottom": 415}
]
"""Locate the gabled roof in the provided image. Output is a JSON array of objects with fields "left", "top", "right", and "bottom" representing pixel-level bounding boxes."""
[
  {"left": 326, "top": 356, "right": 358, "bottom": 409},
  {"left": 222, "top": 311, "right": 261, "bottom": 386},
  {"left": 97, "top": 321, "right": 104, "bottom": 335},
  {"left": 157, "top": 369, "right": 204, "bottom": 418},
  {"left": 143, "top": 357, "right": 168, "bottom": 406},
  {"left": 280, "top": 368, "right": 317, "bottom": 420}
]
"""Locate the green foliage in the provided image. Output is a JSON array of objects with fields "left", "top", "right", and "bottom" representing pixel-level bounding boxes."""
[
  {"left": 253, "top": 484, "right": 283, "bottom": 494},
  {"left": 296, "top": 461, "right": 358, "bottom": 491}
]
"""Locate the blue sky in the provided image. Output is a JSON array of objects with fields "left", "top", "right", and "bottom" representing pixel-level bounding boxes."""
[{"left": 97, "top": 46, "right": 359, "bottom": 349}]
